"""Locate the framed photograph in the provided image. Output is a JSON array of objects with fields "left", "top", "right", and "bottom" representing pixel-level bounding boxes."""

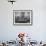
[{"left": 13, "top": 10, "right": 33, "bottom": 25}]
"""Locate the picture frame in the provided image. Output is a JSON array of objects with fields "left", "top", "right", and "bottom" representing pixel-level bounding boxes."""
[{"left": 13, "top": 10, "right": 33, "bottom": 26}]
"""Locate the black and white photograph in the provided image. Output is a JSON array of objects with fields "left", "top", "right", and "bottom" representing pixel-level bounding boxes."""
[{"left": 13, "top": 10, "right": 32, "bottom": 25}]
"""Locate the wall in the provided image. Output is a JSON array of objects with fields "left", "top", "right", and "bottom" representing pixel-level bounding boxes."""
[{"left": 0, "top": 0, "right": 46, "bottom": 42}]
